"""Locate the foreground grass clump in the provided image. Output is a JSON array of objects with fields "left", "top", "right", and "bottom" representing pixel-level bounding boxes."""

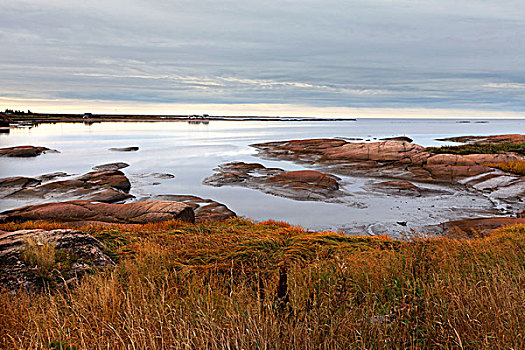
[
  {"left": 426, "top": 141, "right": 525, "bottom": 155},
  {"left": 1, "top": 219, "right": 524, "bottom": 349},
  {"left": 486, "top": 160, "right": 525, "bottom": 176}
]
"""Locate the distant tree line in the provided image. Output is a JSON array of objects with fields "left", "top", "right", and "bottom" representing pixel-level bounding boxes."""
[{"left": 3, "top": 109, "right": 33, "bottom": 115}]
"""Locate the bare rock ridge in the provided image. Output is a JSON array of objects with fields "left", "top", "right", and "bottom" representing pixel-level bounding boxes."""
[
  {"left": 0, "top": 145, "right": 59, "bottom": 157},
  {"left": 0, "top": 169, "right": 133, "bottom": 203},
  {"left": 0, "top": 200, "right": 195, "bottom": 225},
  {"left": 0, "top": 229, "right": 115, "bottom": 292},
  {"left": 203, "top": 162, "right": 343, "bottom": 201}
]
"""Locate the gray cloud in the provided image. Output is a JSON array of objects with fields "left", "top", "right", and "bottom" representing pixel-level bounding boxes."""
[{"left": 1, "top": 0, "right": 524, "bottom": 111}]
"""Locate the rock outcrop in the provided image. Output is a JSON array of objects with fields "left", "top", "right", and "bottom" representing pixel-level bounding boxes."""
[
  {"left": 146, "top": 195, "right": 236, "bottom": 223},
  {"left": 0, "top": 200, "right": 195, "bottom": 225},
  {"left": 251, "top": 137, "right": 525, "bottom": 214},
  {"left": 203, "top": 162, "right": 343, "bottom": 201},
  {"left": 0, "top": 145, "right": 59, "bottom": 157},
  {"left": 0, "top": 229, "right": 115, "bottom": 292},
  {"left": 0, "top": 170, "right": 133, "bottom": 203}
]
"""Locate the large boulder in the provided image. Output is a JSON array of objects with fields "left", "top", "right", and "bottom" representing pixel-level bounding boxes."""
[
  {"left": 0, "top": 200, "right": 195, "bottom": 225},
  {"left": 0, "top": 229, "right": 115, "bottom": 292},
  {"left": 0, "top": 145, "right": 59, "bottom": 157}
]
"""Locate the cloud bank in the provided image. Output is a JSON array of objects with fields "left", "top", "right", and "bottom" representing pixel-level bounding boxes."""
[{"left": 1, "top": 0, "right": 524, "bottom": 116}]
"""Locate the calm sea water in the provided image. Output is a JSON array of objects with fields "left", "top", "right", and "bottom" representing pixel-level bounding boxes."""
[{"left": 1, "top": 118, "right": 524, "bottom": 235}]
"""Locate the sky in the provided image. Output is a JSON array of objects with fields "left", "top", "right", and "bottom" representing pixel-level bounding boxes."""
[{"left": 1, "top": 0, "right": 525, "bottom": 118}]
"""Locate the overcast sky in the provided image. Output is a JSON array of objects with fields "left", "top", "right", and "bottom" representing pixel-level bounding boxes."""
[{"left": 1, "top": 0, "right": 524, "bottom": 116}]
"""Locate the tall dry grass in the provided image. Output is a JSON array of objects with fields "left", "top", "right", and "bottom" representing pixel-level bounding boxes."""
[{"left": 0, "top": 219, "right": 524, "bottom": 349}]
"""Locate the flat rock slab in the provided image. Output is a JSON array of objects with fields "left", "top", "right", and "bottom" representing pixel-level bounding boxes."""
[
  {"left": 370, "top": 180, "right": 450, "bottom": 197},
  {"left": 145, "top": 195, "right": 236, "bottom": 223},
  {"left": 133, "top": 172, "right": 175, "bottom": 179},
  {"left": 436, "top": 134, "right": 525, "bottom": 144},
  {"left": 0, "top": 170, "right": 132, "bottom": 203},
  {"left": 109, "top": 146, "right": 139, "bottom": 152},
  {"left": 0, "top": 229, "right": 114, "bottom": 292},
  {"left": 0, "top": 200, "right": 195, "bottom": 225},
  {"left": 0, "top": 145, "right": 59, "bottom": 157},
  {"left": 203, "top": 162, "right": 343, "bottom": 202},
  {"left": 441, "top": 217, "right": 525, "bottom": 237}
]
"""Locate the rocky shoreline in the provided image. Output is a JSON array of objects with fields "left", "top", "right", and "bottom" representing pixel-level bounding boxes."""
[{"left": 0, "top": 133, "right": 523, "bottom": 236}]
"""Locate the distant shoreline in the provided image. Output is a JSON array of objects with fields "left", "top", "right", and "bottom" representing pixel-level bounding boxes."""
[{"left": 3, "top": 112, "right": 357, "bottom": 124}]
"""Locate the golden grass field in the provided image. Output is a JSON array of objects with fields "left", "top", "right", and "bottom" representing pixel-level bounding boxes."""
[{"left": 1, "top": 219, "right": 524, "bottom": 349}]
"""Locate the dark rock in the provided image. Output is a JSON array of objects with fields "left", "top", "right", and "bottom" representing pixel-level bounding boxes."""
[
  {"left": 147, "top": 195, "right": 236, "bottom": 223},
  {"left": 0, "top": 145, "right": 59, "bottom": 157},
  {"left": 0, "top": 229, "right": 115, "bottom": 293},
  {"left": 109, "top": 146, "right": 139, "bottom": 152},
  {"left": 0, "top": 200, "right": 195, "bottom": 225},
  {"left": 92, "top": 162, "right": 130, "bottom": 171},
  {"left": 380, "top": 136, "right": 413, "bottom": 143},
  {"left": 36, "top": 172, "right": 70, "bottom": 182}
]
